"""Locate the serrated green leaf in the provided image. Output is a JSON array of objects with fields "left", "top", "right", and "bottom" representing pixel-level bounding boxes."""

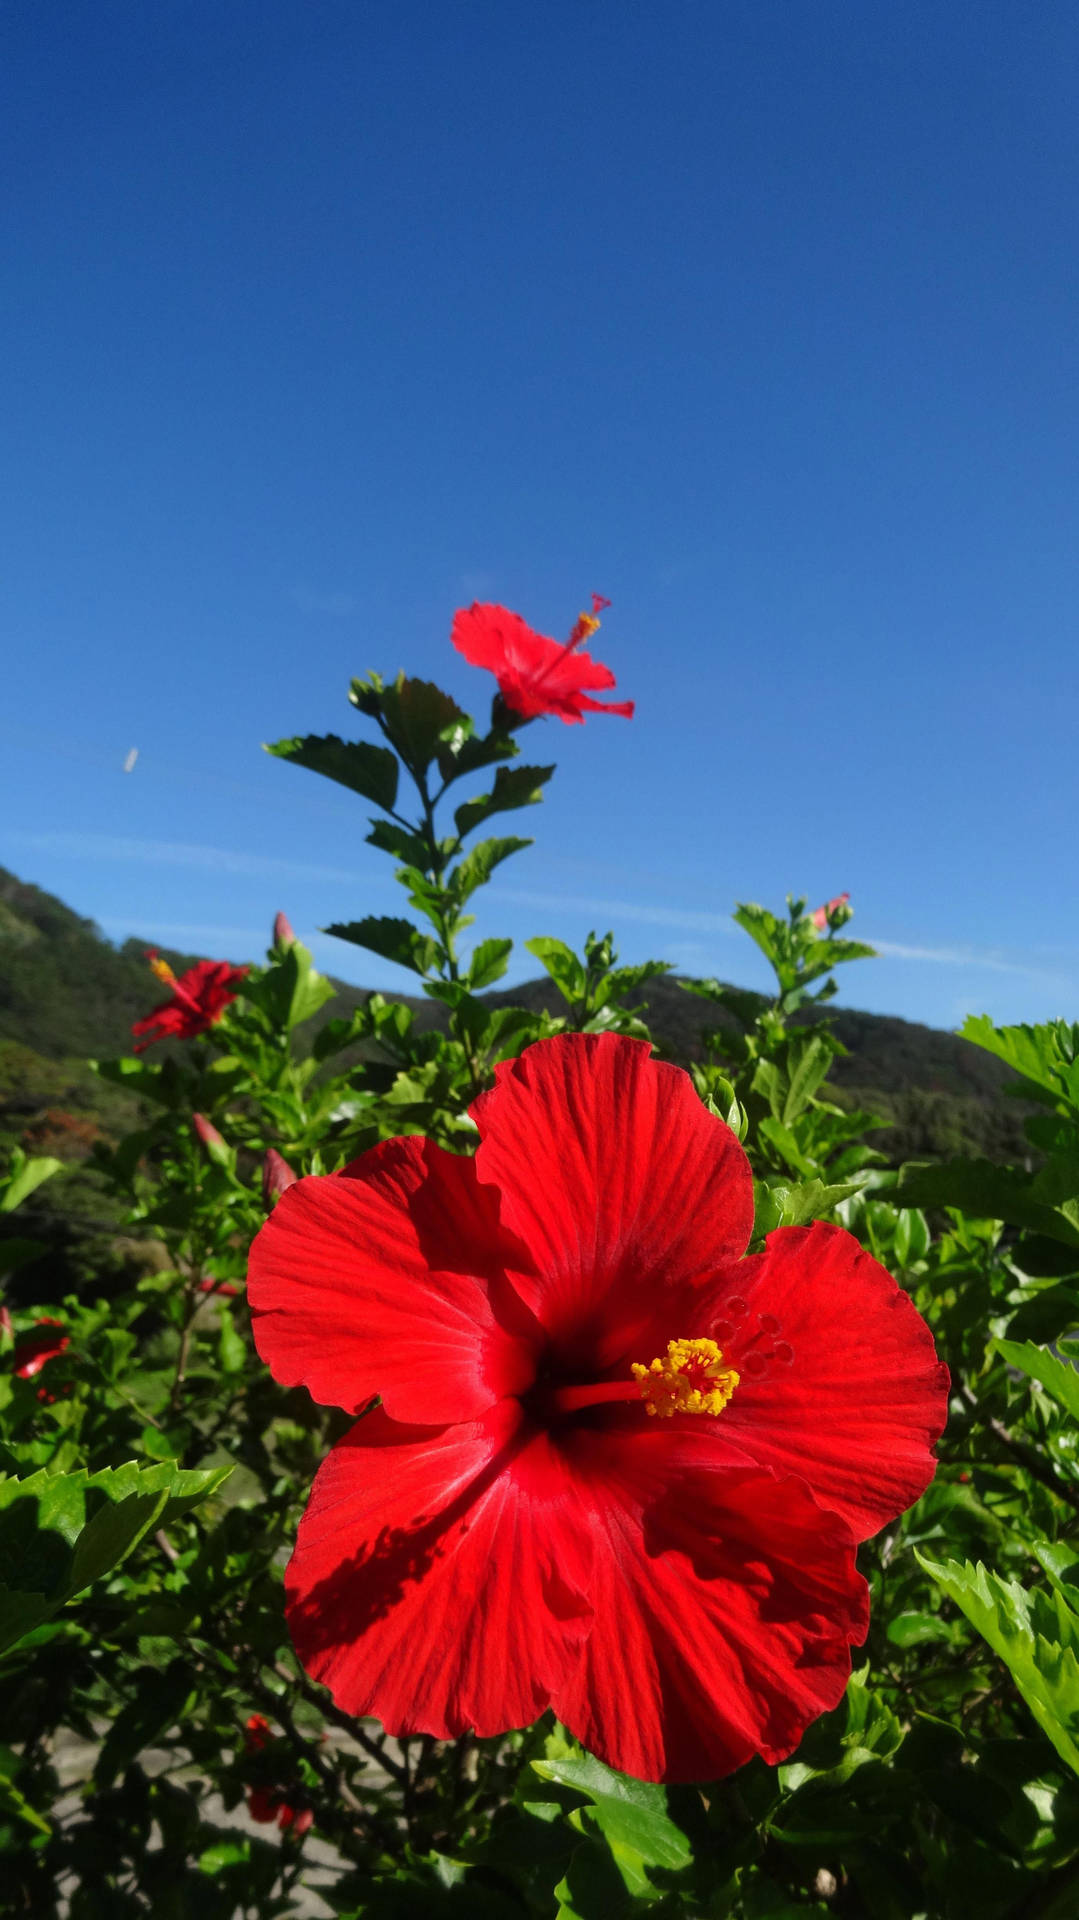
[
  {"left": 375, "top": 676, "right": 468, "bottom": 772},
  {"left": 897, "top": 1159, "right": 1079, "bottom": 1247},
  {"left": 754, "top": 1177, "right": 860, "bottom": 1235},
  {"left": 526, "top": 937, "right": 587, "bottom": 1002},
  {"left": 996, "top": 1339, "right": 1079, "bottom": 1420},
  {"left": 0, "top": 1461, "right": 232, "bottom": 1655},
  {"left": 323, "top": 916, "right": 438, "bottom": 976},
  {"left": 454, "top": 762, "right": 555, "bottom": 839},
  {"left": 265, "top": 732, "right": 399, "bottom": 811},
  {"left": 917, "top": 1552, "right": 1079, "bottom": 1776},
  {"left": 450, "top": 835, "right": 532, "bottom": 904},
  {"left": 962, "top": 1015, "right": 1079, "bottom": 1112},
  {"left": 467, "top": 937, "right": 513, "bottom": 991},
  {"left": 530, "top": 1744, "right": 691, "bottom": 1884}
]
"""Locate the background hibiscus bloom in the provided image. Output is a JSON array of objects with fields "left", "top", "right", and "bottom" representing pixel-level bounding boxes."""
[
  {"left": 249, "top": 1033, "right": 947, "bottom": 1784},
  {"left": 131, "top": 952, "right": 249, "bottom": 1052},
  {"left": 451, "top": 598, "right": 634, "bottom": 724}
]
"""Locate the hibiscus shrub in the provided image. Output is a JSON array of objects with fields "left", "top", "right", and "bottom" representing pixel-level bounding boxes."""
[{"left": 3, "top": 602, "right": 1079, "bottom": 1918}]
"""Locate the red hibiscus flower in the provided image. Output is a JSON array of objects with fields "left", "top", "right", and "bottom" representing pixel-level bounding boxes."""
[
  {"left": 451, "top": 596, "right": 634, "bottom": 724},
  {"left": 243, "top": 1715, "right": 313, "bottom": 1835},
  {"left": 132, "top": 952, "right": 249, "bottom": 1053},
  {"left": 248, "top": 1034, "right": 947, "bottom": 1784},
  {"left": 12, "top": 1317, "right": 70, "bottom": 1381}
]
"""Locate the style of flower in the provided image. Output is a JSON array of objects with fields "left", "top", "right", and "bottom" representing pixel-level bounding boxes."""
[
  {"left": 12, "top": 1317, "right": 70, "bottom": 1380},
  {"left": 450, "top": 596, "right": 634, "bottom": 724},
  {"left": 810, "top": 892, "right": 851, "bottom": 932},
  {"left": 249, "top": 1033, "right": 947, "bottom": 1785},
  {"left": 132, "top": 952, "right": 249, "bottom": 1053},
  {"left": 242, "top": 1715, "right": 313, "bottom": 1836}
]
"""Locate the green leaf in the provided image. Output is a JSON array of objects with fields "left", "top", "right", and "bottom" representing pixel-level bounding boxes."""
[
  {"left": 897, "top": 1158, "right": 1079, "bottom": 1248},
  {"left": 962, "top": 1015, "right": 1079, "bottom": 1112},
  {"left": 894, "top": 1206, "right": 931, "bottom": 1266},
  {"left": 449, "top": 835, "right": 532, "bottom": 904},
  {"left": 467, "top": 938, "right": 513, "bottom": 991},
  {"left": 437, "top": 724, "right": 518, "bottom": 784},
  {"left": 265, "top": 732, "right": 399, "bottom": 811},
  {"left": 366, "top": 819, "right": 432, "bottom": 867},
  {"left": 917, "top": 1552, "right": 1079, "bottom": 1776},
  {"left": 0, "top": 1460, "right": 232, "bottom": 1655},
  {"left": 995, "top": 1339, "right": 1079, "bottom": 1421},
  {"left": 323, "top": 916, "right": 438, "bottom": 976},
  {"left": 754, "top": 1177, "right": 860, "bottom": 1236},
  {"left": 365, "top": 675, "right": 468, "bottom": 772},
  {"left": 530, "top": 1742, "right": 691, "bottom": 1892},
  {"left": 247, "top": 939, "right": 336, "bottom": 1030},
  {"left": 0, "top": 1152, "right": 63, "bottom": 1213},
  {"left": 216, "top": 1303, "right": 247, "bottom": 1375},
  {"left": 454, "top": 762, "right": 555, "bottom": 839},
  {"left": 526, "top": 937, "right": 587, "bottom": 1002},
  {"left": 781, "top": 1035, "right": 834, "bottom": 1125}
]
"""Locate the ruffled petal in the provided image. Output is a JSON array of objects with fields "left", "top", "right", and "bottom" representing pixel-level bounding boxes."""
[
  {"left": 553, "top": 1424, "right": 868, "bottom": 1783},
  {"left": 470, "top": 1034, "right": 754, "bottom": 1370},
  {"left": 285, "top": 1403, "right": 594, "bottom": 1737},
  {"left": 248, "top": 1134, "right": 542, "bottom": 1423},
  {"left": 696, "top": 1222, "right": 950, "bottom": 1541}
]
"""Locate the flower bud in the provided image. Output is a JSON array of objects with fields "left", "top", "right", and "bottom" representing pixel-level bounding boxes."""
[
  {"left": 273, "top": 910, "right": 297, "bottom": 950},
  {"left": 810, "top": 892, "right": 852, "bottom": 933},
  {"left": 263, "top": 1149, "right": 299, "bottom": 1204},
  {"left": 192, "top": 1113, "right": 227, "bottom": 1153}
]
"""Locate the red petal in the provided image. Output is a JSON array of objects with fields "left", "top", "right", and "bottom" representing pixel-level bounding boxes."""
[
  {"left": 701, "top": 1222, "right": 950, "bottom": 1540},
  {"left": 553, "top": 1425, "right": 868, "bottom": 1783},
  {"left": 285, "top": 1403, "right": 593, "bottom": 1738},
  {"left": 470, "top": 1035, "right": 754, "bottom": 1370},
  {"left": 249, "top": 1135, "right": 541, "bottom": 1423}
]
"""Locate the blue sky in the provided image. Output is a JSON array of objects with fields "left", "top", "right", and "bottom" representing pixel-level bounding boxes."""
[{"left": 2, "top": 1, "right": 1077, "bottom": 1033}]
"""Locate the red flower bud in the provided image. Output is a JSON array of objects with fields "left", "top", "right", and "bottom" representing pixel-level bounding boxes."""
[
  {"left": 197, "top": 1277, "right": 240, "bottom": 1298},
  {"left": 192, "top": 1113, "right": 227, "bottom": 1153},
  {"left": 273, "top": 911, "right": 297, "bottom": 949},
  {"left": 810, "top": 892, "right": 852, "bottom": 933},
  {"left": 0, "top": 1306, "right": 13, "bottom": 1341},
  {"left": 263, "top": 1150, "right": 299, "bottom": 1203}
]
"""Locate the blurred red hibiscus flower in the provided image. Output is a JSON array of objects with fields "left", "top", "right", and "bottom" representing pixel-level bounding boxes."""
[
  {"left": 132, "top": 952, "right": 249, "bottom": 1053},
  {"left": 242, "top": 1717, "right": 313, "bottom": 1835},
  {"left": 12, "top": 1317, "right": 70, "bottom": 1380},
  {"left": 451, "top": 596, "right": 634, "bottom": 724},
  {"left": 248, "top": 1033, "right": 947, "bottom": 1783}
]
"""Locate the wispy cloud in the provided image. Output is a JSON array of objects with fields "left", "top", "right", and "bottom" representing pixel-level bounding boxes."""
[
  {"left": 6, "top": 830, "right": 362, "bottom": 887},
  {"left": 498, "top": 887, "right": 741, "bottom": 936},
  {"left": 873, "top": 938, "right": 1054, "bottom": 979}
]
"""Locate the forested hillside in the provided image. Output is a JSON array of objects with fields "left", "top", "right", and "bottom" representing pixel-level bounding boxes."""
[{"left": 0, "top": 860, "right": 1030, "bottom": 1269}]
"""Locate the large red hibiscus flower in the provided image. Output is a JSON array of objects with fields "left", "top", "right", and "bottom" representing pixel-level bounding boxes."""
[
  {"left": 132, "top": 952, "right": 249, "bottom": 1053},
  {"left": 451, "top": 596, "right": 634, "bottom": 723},
  {"left": 248, "top": 1034, "right": 947, "bottom": 1784}
]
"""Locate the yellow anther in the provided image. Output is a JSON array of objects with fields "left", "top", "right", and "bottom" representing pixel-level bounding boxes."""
[
  {"left": 632, "top": 1337, "right": 740, "bottom": 1420},
  {"left": 149, "top": 955, "right": 177, "bottom": 987},
  {"left": 576, "top": 612, "right": 600, "bottom": 639}
]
